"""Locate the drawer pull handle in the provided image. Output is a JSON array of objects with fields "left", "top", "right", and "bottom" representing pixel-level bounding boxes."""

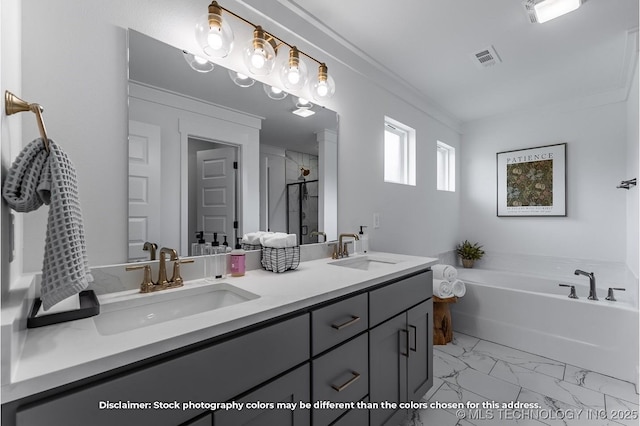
[
  {"left": 331, "top": 315, "right": 360, "bottom": 330},
  {"left": 409, "top": 325, "right": 417, "bottom": 352},
  {"left": 331, "top": 371, "right": 361, "bottom": 392}
]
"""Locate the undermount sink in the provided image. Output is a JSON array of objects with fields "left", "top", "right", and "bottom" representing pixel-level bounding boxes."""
[
  {"left": 329, "top": 255, "right": 397, "bottom": 271},
  {"left": 94, "top": 282, "right": 259, "bottom": 336}
]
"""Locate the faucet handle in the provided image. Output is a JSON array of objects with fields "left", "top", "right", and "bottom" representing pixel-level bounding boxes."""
[
  {"left": 126, "top": 264, "right": 155, "bottom": 293},
  {"left": 605, "top": 287, "right": 625, "bottom": 301},
  {"left": 559, "top": 284, "right": 578, "bottom": 299},
  {"left": 170, "top": 259, "right": 195, "bottom": 287}
]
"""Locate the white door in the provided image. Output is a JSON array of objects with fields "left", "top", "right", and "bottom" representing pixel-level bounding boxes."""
[
  {"left": 196, "top": 147, "right": 237, "bottom": 246},
  {"left": 128, "top": 121, "right": 161, "bottom": 262}
]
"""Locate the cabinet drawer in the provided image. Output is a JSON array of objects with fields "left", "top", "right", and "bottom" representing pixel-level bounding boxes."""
[
  {"left": 16, "top": 314, "right": 309, "bottom": 426},
  {"left": 312, "top": 334, "right": 368, "bottom": 426},
  {"left": 312, "top": 293, "right": 367, "bottom": 355},
  {"left": 369, "top": 270, "right": 432, "bottom": 327}
]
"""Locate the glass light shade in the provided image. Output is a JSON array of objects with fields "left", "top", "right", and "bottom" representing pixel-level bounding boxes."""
[
  {"left": 312, "top": 65, "right": 336, "bottom": 101},
  {"left": 228, "top": 69, "right": 255, "bottom": 87},
  {"left": 279, "top": 48, "right": 308, "bottom": 90},
  {"left": 243, "top": 27, "right": 276, "bottom": 75},
  {"left": 534, "top": 0, "right": 581, "bottom": 23},
  {"left": 263, "top": 84, "right": 288, "bottom": 100},
  {"left": 182, "top": 50, "right": 215, "bottom": 73},
  {"left": 195, "top": 8, "right": 234, "bottom": 58}
]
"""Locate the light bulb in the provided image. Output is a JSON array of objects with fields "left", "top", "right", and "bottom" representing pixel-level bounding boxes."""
[
  {"left": 183, "top": 50, "right": 215, "bottom": 73},
  {"left": 207, "top": 31, "right": 223, "bottom": 50},
  {"left": 288, "top": 69, "right": 301, "bottom": 84},
  {"left": 263, "top": 84, "right": 288, "bottom": 100},
  {"left": 316, "top": 82, "right": 328, "bottom": 97},
  {"left": 194, "top": 55, "right": 209, "bottom": 65},
  {"left": 251, "top": 49, "right": 267, "bottom": 69}
]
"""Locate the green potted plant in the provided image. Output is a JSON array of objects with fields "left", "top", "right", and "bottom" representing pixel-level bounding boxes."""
[{"left": 456, "top": 240, "right": 485, "bottom": 268}]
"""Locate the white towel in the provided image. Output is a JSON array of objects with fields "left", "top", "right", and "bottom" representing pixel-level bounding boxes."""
[
  {"left": 260, "top": 232, "right": 297, "bottom": 248},
  {"left": 433, "top": 279, "right": 454, "bottom": 298},
  {"left": 432, "top": 264, "right": 458, "bottom": 281},
  {"left": 2, "top": 139, "right": 93, "bottom": 310},
  {"left": 451, "top": 279, "right": 466, "bottom": 297},
  {"left": 242, "top": 231, "right": 272, "bottom": 245}
]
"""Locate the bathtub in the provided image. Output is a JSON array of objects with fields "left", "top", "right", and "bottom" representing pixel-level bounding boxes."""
[{"left": 449, "top": 268, "right": 639, "bottom": 385}]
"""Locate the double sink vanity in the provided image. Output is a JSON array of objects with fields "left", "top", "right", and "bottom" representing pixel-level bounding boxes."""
[{"left": 2, "top": 250, "right": 436, "bottom": 426}]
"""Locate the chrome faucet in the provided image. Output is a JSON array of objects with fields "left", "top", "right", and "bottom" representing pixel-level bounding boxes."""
[{"left": 574, "top": 269, "right": 598, "bottom": 300}]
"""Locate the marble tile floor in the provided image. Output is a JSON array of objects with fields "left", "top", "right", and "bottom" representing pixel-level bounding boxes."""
[{"left": 400, "top": 333, "right": 639, "bottom": 426}]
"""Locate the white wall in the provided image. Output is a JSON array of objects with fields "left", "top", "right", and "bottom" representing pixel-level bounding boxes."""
[
  {"left": 461, "top": 101, "right": 628, "bottom": 263},
  {"left": 12, "top": 0, "right": 462, "bottom": 276},
  {"left": 626, "top": 58, "right": 639, "bottom": 277}
]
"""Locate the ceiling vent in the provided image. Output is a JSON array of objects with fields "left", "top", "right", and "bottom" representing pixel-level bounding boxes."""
[{"left": 472, "top": 46, "right": 502, "bottom": 68}]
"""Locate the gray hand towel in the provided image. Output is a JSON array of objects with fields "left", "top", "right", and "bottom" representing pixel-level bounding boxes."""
[{"left": 2, "top": 139, "right": 92, "bottom": 310}]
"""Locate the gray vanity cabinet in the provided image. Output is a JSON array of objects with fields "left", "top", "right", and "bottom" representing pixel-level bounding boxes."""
[
  {"left": 213, "top": 364, "right": 310, "bottom": 426},
  {"left": 369, "top": 271, "right": 433, "bottom": 426},
  {"left": 14, "top": 314, "right": 310, "bottom": 426}
]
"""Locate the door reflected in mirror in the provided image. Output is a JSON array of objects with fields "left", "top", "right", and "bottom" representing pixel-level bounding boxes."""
[{"left": 127, "top": 30, "right": 338, "bottom": 261}]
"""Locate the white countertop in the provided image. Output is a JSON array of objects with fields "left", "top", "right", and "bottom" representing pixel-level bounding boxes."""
[{"left": 1, "top": 252, "right": 436, "bottom": 404}]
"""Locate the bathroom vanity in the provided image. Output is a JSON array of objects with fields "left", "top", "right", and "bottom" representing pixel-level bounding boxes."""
[{"left": 1, "top": 252, "right": 436, "bottom": 426}]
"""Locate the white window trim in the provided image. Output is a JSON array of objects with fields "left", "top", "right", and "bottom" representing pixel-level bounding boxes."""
[
  {"left": 384, "top": 116, "right": 416, "bottom": 186},
  {"left": 437, "top": 141, "right": 456, "bottom": 192}
]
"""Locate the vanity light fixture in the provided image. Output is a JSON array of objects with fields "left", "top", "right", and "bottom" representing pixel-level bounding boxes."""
[
  {"left": 195, "top": 1, "right": 234, "bottom": 57},
  {"left": 228, "top": 69, "right": 255, "bottom": 87},
  {"left": 524, "top": 0, "right": 583, "bottom": 23},
  {"left": 195, "top": 1, "right": 336, "bottom": 99},
  {"left": 182, "top": 50, "right": 215, "bottom": 73},
  {"left": 280, "top": 46, "right": 308, "bottom": 90},
  {"left": 263, "top": 84, "right": 288, "bottom": 100}
]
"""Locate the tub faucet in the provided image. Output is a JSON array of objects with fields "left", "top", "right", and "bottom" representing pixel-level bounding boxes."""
[{"left": 574, "top": 269, "right": 598, "bottom": 300}]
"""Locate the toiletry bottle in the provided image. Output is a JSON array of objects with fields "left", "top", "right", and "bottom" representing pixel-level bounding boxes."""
[
  {"left": 209, "top": 233, "right": 223, "bottom": 279},
  {"left": 230, "top": 238, "right": 246, "bottom": 277},
  {"left": 192, "top": 231, "right": 206, "bottom": 256},
  {"left": 359, "top": 226, "right": 369, "bottom": 253}
]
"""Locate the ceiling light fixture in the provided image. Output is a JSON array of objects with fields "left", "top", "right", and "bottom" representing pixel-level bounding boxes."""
[
  {"left": 182, "top": 50, "right": 215, "bottom": 73},
  {"left": 524, "top": 0, "right": 583, "bottom": 23},
  {"left": 195, "top": 1, "right": 335, "bottom": 100}
]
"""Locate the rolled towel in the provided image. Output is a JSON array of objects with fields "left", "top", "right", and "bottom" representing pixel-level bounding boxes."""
[
  {"left": 432, "top": 264, "right": 458, "bottom": 281},
  {"left": 242, "top": 231, "right": 272, "bottom": 245},
  {"left": 451, "top": 279, "right": 466, "bottom": 297},
  {"left": 433, "top": 279, "right": 454, "bottom": 298},
  {"left": 260, "top": 232, "right": 298, "bottom": 248}
]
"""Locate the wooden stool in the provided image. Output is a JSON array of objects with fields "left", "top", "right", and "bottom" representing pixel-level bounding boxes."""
[{"left": 433, "top": 296, "right": 457, "bottom": 345}]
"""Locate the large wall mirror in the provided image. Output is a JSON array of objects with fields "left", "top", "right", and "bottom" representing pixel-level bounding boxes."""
[{"left": 127, "top": 30, "right": 338, "bottom": 261}]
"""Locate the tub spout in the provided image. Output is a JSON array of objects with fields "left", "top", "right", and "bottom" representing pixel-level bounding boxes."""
[{"left": 574, "top": 269, "right": 597, "bottom": 301}]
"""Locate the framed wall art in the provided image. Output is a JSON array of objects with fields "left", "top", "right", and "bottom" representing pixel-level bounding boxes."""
[{"left": 497, "top": 143, "right": 566, "bottom": 217}]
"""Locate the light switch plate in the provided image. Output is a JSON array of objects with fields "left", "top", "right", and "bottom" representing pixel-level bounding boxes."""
[{"left": 373, "top": 213, "right": 380, "bottom": 229}]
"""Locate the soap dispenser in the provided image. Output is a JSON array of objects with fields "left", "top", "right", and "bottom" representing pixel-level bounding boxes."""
[
  {"left": 211, "top": 232, "right": 226, "bottom": 279},
  {"left": 230, "top": 237, "right": 246, "bottom": 277},
  {"left": 359, "top": 226, "right": 369, "bottom": 253},
  {"left": 192, "top": 231, "right": 206, "bottom": 256}
]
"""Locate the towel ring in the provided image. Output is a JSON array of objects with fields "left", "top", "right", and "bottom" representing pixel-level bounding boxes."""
[{"left": 5, "top": 91, "right": 50, "bottom": 153}]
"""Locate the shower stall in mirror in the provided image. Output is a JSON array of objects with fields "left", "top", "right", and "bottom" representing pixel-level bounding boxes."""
[{"left": 287, "top": 180, "right": 320, "bottom": 245}]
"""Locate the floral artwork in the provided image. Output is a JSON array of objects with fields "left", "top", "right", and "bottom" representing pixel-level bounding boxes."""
[
  {"left": 497, "top": 143, "right": 566, "bottom": 216},
  {"left": 506, "top": 159, "right": 553, "bottom": 207}
]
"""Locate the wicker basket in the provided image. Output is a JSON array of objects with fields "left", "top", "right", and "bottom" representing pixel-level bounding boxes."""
[
  {"left": 261, "top": 246, "right": 300, "bottom": 273},
  {"left": 241, "top": 243, "right": 262, "bottom": 251}
]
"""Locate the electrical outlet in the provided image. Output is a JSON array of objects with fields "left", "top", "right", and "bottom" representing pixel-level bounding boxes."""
[{"left": 373, "top": 213, "right": 380, "bottom": 229}]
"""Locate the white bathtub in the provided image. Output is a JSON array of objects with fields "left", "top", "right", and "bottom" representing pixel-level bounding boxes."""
[{"left": 450, "top": 268, "right": 639, "bottom": 385}]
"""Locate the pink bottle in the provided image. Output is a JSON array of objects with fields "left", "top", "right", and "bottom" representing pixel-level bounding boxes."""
[{"left": 230, "top": 239, "right": 246, "bottom": 277}]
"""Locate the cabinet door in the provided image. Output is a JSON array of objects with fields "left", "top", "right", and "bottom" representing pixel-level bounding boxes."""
[
  {"left": 369, "top": 314, "right": 407, "bottom": 426},
  {"left": 407, "top": 299, "right": 433, "bottom": 402},
  {"left": 214, "top": 364, "right": 310, "bottom": 426}
]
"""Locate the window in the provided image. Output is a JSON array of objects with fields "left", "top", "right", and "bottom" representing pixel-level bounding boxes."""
[
  {"left": 437, "top": 141, "right": 455, "bottom": 192},
  {"left": 384, "top": 117, "right": 416, "bottom": 186}
]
